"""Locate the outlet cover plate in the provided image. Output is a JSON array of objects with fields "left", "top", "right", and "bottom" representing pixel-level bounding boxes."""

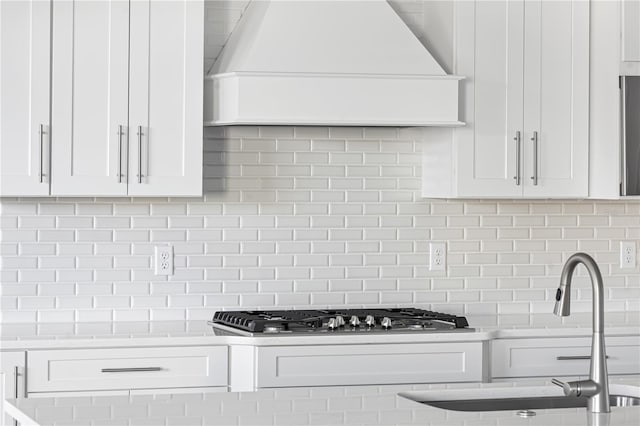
[
  {"left": 429, "top": 242, "right": 446, "bottom": 271},
  {"left": 155, "top": 245, "right": 174, "bottom": 276},
  {"left": 620, "top": 241, "right": 636, "bottom": 269}
]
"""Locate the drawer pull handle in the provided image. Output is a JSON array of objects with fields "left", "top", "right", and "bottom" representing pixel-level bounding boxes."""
[
  {"left": 101, "top": 367, "right": 163, "bottom": 373},
  {"left": 556, "top": 355, "right": 609, "bottom": 361}
]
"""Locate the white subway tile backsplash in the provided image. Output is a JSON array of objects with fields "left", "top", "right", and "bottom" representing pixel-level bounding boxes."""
[{"left": 1, "top": 1, "right": 639, "bottom": 322}]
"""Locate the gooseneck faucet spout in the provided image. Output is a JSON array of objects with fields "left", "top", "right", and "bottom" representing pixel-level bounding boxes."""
[{"left": 552, "top": 253, "right": 610, "bottom": 413}]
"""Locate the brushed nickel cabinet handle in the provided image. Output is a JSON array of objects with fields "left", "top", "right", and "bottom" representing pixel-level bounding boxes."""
[
  {"left": 39, "top": 124, "right": 45, "bottom": 183},
  {"left": 556, "top": 355, "right": 609, "bottom": 361},
  {"left": 101, "top": 367, "right": 162, "bottom": 373},
  {"left": 13, "top": 366, "right": 19, "bottom": 398},
  {"left": 621, "top": 76, "right": 628, "bottom": 196},
  {"left": 13, "top": 366, "right": 21, "bottom": 426},
  {"left": 137, "top": 125, "right": 143, "bottom": 184},
  {"left": 117, "top": 125, "right": 124, "bottom": 183},
  {"left": 531, "top": 131, "right": 538, "bottom": 186},
  {"left": 513, "top": 131, "right": 521, "bottom": 186}
]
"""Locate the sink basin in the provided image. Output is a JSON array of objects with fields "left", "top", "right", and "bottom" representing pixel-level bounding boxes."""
[
  {"left": 399, "top": 384, "right": 640, "bottom": 413},
  {"left": 422, "top": 395, "right": 640, "bottom": 412}
]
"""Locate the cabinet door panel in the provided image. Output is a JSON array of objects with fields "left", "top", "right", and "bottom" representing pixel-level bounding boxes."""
[
  {"left": 257, "top": 342, "right": 482, "bottom": 388},
  {"left": 128, "top": 0, "right": 203, "bottom": 196},
  {"left": 622, "top": 0, "right": 640, "bottom": 62},
  {"left": 51, "top": 0, "right": 129, "bottom": 196},
  {"left": 523, "top": 0, "right": 589, "bottom": 197},
  {"left": 456, "top": 0, "right": 524, "bottom": 197},
  {"left": 0, "top": 0, "right": 50, "bottom": 196}
]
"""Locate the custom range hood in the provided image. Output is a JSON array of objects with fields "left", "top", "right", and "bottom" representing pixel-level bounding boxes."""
[{"left": 204, "top": 0, "right": 463, "bottom": 127}]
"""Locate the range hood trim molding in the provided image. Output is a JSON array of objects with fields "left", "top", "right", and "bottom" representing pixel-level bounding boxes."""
[
  {"left": 204, "top": 72, "right": 464, "bottom": 127},
  {"left": 208, "top": 71, "right": 466, "bottom": 81}
]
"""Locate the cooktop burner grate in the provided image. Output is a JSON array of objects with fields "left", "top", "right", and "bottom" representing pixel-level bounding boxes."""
[{"left": 211, "top": 308, "right": 469, "bottom": 333}]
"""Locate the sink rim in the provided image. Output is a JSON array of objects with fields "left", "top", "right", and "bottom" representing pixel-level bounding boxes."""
[
  {"left": 399, "top": 383, "right": 640, "bottom": 413},
  {"left": 417, "top": 394, "right": 640, "bottom": 412}
]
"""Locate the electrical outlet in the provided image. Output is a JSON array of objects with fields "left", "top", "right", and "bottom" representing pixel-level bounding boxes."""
[
  {"left": 429, "top": 242, "right": 446, "bottom": 271},
  {"left": 155, "top": 245, "right": 174, "bottom": 276},
  {"left": 620, "top": 241, "right": 636, "bottom": 269}
]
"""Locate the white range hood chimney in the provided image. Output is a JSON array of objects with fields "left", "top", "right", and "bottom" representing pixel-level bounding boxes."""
[{"left": 204, "top": 0, "right": 463, "bottom": 127}]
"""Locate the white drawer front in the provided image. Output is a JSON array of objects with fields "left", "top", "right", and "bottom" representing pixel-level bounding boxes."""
[
  {"left": 28, "top": 346, "right": 228, "bottom": 392},
  {"left": 257, "top": 342, "right": 482, "bottom": 388},
  {"left": 491, "top": 336, "right": 640, "bottom": 378}
]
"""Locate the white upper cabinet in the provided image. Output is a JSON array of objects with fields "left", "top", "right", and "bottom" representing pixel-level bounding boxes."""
[
  {"left": 423, "top": 0, "right": 589, "bottom": 199},
  {"left": 0, "top": 0, "right": 51, "bottom": 196},
  {"left": 51, "top": 0, "right": 129, "bottom": 196},
  {"left": 521, "top": 0, "right": 589, "bottom": 198},
  {"left": 128, "top": 0, "right": 204, "bottom": 197},
  {"left": 1, "top": 0, "right": 203, "bottom": 198},
  {"left": 454, "top": 1, "right": 524, "bottom": 198}
]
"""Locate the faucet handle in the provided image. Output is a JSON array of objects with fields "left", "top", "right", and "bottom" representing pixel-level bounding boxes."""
[
  {"left": 552, "top": 378, "right": 580, "bottom": 397},
  {"left": 552, "top": 378, "right": 600, "bottom": 398}
]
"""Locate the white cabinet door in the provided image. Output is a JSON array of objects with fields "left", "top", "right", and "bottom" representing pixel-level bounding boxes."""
[
  {"left": 0, "top": 0, "right": 51, "bottom": 196},
  {"left": 50, "top": 0, "right": 129, "bottom": 196},
  {"left": 622, "top": 0, "right": 640, "bottom": 62},
  {"left": 1, "top": 351, "right": 26, "bottom": 426},
  {"left": 426, "top": 0, "right": 590, "bottom": 200},
  {"left": 455, "top": 0, "right": 524, "bottom": 198},
  {"left": 256, "top": 342, "right": 483, "bottom": 388},
  {"left": 522, "top": 0, "right": 589, "bottom": 198},
  {"left": 128, "top": 0, "right": 203, "bottom": 197}
]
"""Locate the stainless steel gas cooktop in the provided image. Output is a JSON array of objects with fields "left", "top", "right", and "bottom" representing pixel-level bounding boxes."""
[{"left": 210, "top": 308, "right": 473, "bottom": 336}]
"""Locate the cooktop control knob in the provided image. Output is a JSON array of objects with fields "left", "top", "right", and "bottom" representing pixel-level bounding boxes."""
[
  {"left": 364, "top": 315, "right": 376, "bottom": 327},
  {"left": 381, "top": 317, "right": 392, "bottom": 329},
  {"left": 349, "top": 315, "right": 360, "bottom": 327},
  {"left": 327, "top": 318, "right": 339, "bottom": 330},
  {"left": 335, "top": 315, "right": 345, "bottom": 327}
]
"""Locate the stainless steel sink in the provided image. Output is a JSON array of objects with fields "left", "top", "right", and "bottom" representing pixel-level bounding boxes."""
[
  {"left": 421, "top": 395, "right": 640, "bottom": 412},
  {"left": 399, "top": 384, "right": 640, "bottom": 414}
]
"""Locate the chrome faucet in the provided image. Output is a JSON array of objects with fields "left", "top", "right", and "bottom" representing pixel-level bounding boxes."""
[{"left": 551, "top": 253, "right": 610, "bottom": 413}]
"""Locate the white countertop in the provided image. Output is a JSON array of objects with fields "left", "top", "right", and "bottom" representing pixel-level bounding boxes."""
[
  {"left": 1, "top": 312, "right": 639, "bottom": 350},
  {"left": 5, "top": 377, "right": 640, "bottom": 426}
]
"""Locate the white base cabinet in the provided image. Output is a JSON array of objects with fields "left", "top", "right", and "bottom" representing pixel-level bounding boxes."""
[
  {"left": 230, "top": 342, "right": 483, "bottom": 391},
  {"left": 27, "top": 346, "right": 228, "bottom": 394},
  {"left": 491, "top": 335, "right": 640, "bottom": 379},
  {"left": 1, "top": 351, "right": 26, "bottom": 426}
]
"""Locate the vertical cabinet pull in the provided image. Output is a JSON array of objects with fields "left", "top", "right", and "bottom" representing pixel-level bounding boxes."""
[
  {"left": 117, "top": 125, "right": 125, "bottom": 183},
  {"left": 13, "top": 366, "right": 19, "bottom": 426},
  {"left": 621, "top": 76, "right": 628, "bottom": 195},
  {"left": 13, "top": 366, "right": 19, "bottom": 398},
  {"left": 531, "top": 131, "right": 539, "bottom": 186},
  {"left": 137, "top": 126, "right": 143, "bottom": 184},
  {"left": 39, "top": 124, "right": 45, "bottom": 183},
  {"left": 513, "top": 131, "right": 521, "bottom": 185}
]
